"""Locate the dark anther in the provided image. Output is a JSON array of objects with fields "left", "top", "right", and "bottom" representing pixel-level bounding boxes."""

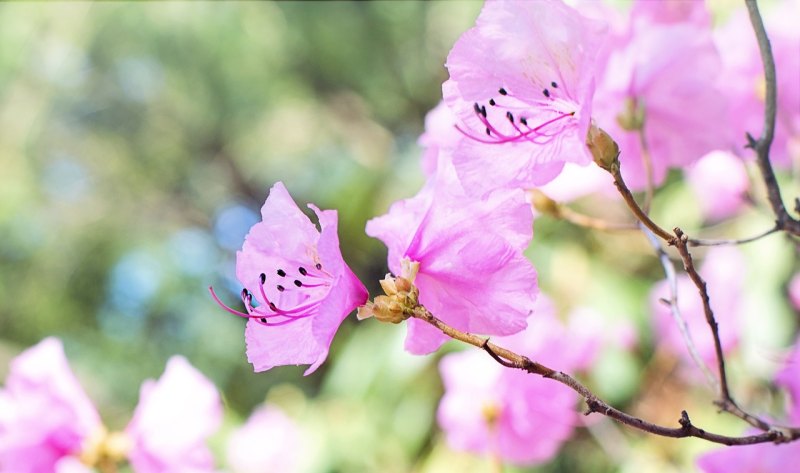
[
  {"left": 277, "top": 269, "right": 286, "bottom": 277},
  {"left": 543, "top": 89, "right": 550, "bottom": 98},
  {"left": 551, "top": 81, "right": 558, "bottom": 88},
  {"left": 260, "top": 317, "right": 267, "bottom": 323},
  {"left": 298, "top": 267, "right": 307, "bottom": 276},
  {"left": 241, "top": 289, "right": 249, "bottom": 299},
  {"left": 294, "top": 280, "right": 302, "bottom": 287},
  {"left": 480, "top": 105, "right": 487, "bottom": 118},
  {"left": 269, "top": 302, "right": 277, "bottom": 311},
  {"left": 498, "top": 87, "right": 507, "bottom": 95},
  {"left": 506, "top": 111, "right": 514, "bottom": 123},
  {"left": 259, "top": 273, "right": 266, "bottom": 284},
  {"left": 520, "top": 117, "right": 528, "bottom": 126},
  {"left": 489, "top": 98, "right": 496, "bottom": 106},
  {"left": 473, "top": 102, "right": 481, "bottom": 115},
  {"left": 277, "top": 285, "right": 285, "bottom": 292},
  {"left": 315, "top": 263, "right": 322, "bottom": 270},
  {"left": 485, "top": 127, "right": 491, "bottom": 136}
]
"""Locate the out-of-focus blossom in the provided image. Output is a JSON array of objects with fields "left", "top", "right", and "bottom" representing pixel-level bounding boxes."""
[
  {"left": 366, "top": 157, "right": 537, "bottom": 354},
  {"left": 0, "top": 338, "right": 103, "bottom": 473},
  {"left": 437, "top": 296, "right": 594, "bottom": 465},
  {"left": 630, "top": 0, "right": 710, "bottom": 27},
  {"left": 211, "top": 182, "right": 368, "bottom": 375},
  {"left": 776, "top": 336, "right": 800, "bottom": 423},
  {"left": 650, "top": 246, "right": 745, "bottom": 370},
  {"left": 714, "top": 2, "right": 800, "bottom": 168},
  {"left": 126, "top": 356, "right": 222, "bottom": 473},
  {"left": 593, "top": 2, "right": 732, "bottom": 189},
  {"left": 418, "top": 102, "right": 461, "bottom": 177},
  {"left": 226, "top": 405, "right": 304, "bottom": 473},
  {"left": 687, "top": 150, "right": 750, "bottom": 221},
  {"left": 443, "top": 0, "right": 606, "bottom": 195},
  {"left": 789, "top": 273, "right": 800, "bottom": 312}
]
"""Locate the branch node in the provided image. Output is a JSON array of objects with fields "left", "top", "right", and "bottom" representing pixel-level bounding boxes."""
[{"left": 745, "top": 132, "right": 758, "bottom": 149}]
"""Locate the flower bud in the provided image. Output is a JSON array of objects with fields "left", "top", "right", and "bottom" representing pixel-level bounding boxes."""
[
  {"left": 586, "top": 124, "right": 620, "bottom": 173},
  {"left": 357, "top": 296, "right": 407, "bottom": 324}
]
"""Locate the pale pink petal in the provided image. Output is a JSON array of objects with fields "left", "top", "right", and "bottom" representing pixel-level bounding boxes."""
[
  {"left": 688, "top": 151, "right": 750, "bottom": 221},
  {"left": 126, "top": 356, "right": 221, "bottom": 473},
  {"left": 697, "top": 440, "right": 800, "bottom": 473},
  {"left": 0, "top": 338, "right": 102, "bottom": 473},
  {"left": 419, "top": 102, "right": 461, "bottom": 176},
  {"left": 226, "top": 405, "right": 304, "bottom": 473},
  {"left": 775, "top": 336, "right": 800, "bottom": 424}
]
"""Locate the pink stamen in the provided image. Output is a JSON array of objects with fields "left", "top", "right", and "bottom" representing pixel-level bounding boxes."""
[{"left": 209, "top": 286, "right": 251, "bottom": 319}]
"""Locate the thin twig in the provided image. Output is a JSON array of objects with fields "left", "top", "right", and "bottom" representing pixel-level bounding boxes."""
[
  {"left": 638, "top": 129, "right": 655, "bottom": 213},
  {"left": 642, "top": 227, "right": 718, "bottom": 391},
  {"left": 411, "top": 306, "right": 798, "bottom": 445},
  {"left": 557, "top": 206, "right": 639, "bottom": 232},
  {"left": 744, "top": 0, "right": 800, "bottom": 235},
  {"left": 672, "top": 227, "right": 774, "bottom": 432},
  {"left": 688, "top": 225, "right": 780, "bottom": 247}
]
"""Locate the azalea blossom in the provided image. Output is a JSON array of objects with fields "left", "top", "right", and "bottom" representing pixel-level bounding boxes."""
[
  {"left": 226, "top": 404, "right": 305, "bottom": 473},
  {"left": 0, "top": 340, "right": 222, "bottom": 473},
  {"left": 126, "top": 356, "right": 222, "bottom": 473},
  {"left": 650, "top": 246, "right": 744, "bottom": 371},
  {"left": 775, "top": 336, "right": 800, "bottom": 424},
  {"left": 211, "top": 182, "right": 368, "bottom": 374},
  {"left": 366, "top": 156, "right": 537, "bottom": 354},
  {"left": 591, "top": 2, "right": 732, "bottom": 190},
  {"left": 418, "top": 101, "right": 461, "bottom": 177},
  {"left": 687, "top": 150, "right": 750, "bottom": 221},
  {"left": 0, "top": 338, "right": 103, "bottom": 473},
  {"left": 437, "top": 296, "right": 593, "bottom": 465},
  {"left": 443, "top": 0, "right": 606, "bottom": 195}
]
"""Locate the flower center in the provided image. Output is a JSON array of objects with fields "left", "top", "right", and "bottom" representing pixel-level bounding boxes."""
[
  {"left": 210, "top": 262, "right": 333, "bottom": 327},
  {"left": 456, "top": 83, "right": 576, "bottom": 146}
]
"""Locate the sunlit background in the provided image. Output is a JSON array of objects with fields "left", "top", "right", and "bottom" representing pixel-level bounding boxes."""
[{"left": 0, "top": 2, "right": 798, "bottom": 472}]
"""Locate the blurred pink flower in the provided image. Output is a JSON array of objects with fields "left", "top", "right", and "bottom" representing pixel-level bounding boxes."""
[
  {"left": 630, "top": 0, "right": 710, "bottom": 27},
  {"left": 437, "top": 296, "right": 593, "bottom": 465},
  {"left": 226, "top": 405, "right": 304, "bottom": 473},
  {"left": 789, "top": 272, "right": 800, "bottom": 312},
  {"left": 687, "top": 150, "right": 750, "bottom": 221},
  {"left": 126, "top": 356, "right": 222, "bottom": 473},
  {"left": 592, "top": 3, "right": 732, "bottom": 189},
  {"left": 418, "top": 102, "right": 461, "bottom": 177},
  {"left": 366, "top": 157, "right": 537, "bottom": 354},
  {"left": 714, "top": 2, "right": 800, "bottom": 168},
  {"left": 0, "top": 338, "right": 103, "bottom": 473},
  {"left": 443, "top": 0, "right": 606, "bottom": 195},
  {"left": 775, "top": 336, "right": 800, "bottom": 423},
  {"left": 211, "top": 182, "right": 368, "bottom": 375},
  {"left": 650, "top": 246, "right": 744, "bottom": 370}
]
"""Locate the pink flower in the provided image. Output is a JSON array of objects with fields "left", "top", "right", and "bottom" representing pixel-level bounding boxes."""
[
  {"left": 211, "top": 182, "right": 368, "bottom": 375},
  {"left": 714, "top": 3, "right": 800, "bottom": 167},
  {"left": 443, "top": 0, "right": 606, "bottom": 195},
  {"left": 0, "top": 338, "right": 103, "bottom": 473},
  {"left": 629, "top": 0, "right": 710, "bottom": 27},
  {"left": 789, "top": 272, "right": 800, "bottom": 312},
  {"left": 697, "top": 441, "right": 800, "bottom": 473},
  {"left": 592, "top": 4, "right": 732, "bottom": 189},
  {"left": 437, "top": 296, "right": 591, "bottom": 465},
  {"left": 775, "top": 336, "right": 800, "bottom": 424},
  {"left": 125, "top": 356, "right": 222, "bottom": 473},
  {"left": 419, "top": 102, "right": 461, "bottom": 177},
  {"left": 650, "top": 246, "right": 744, "bottom": 371},
  {"left": 366, "top": 157, "right": 538, "bottom": 354},
  {"left": 226, "top": 405, "right": 304, "bottom": 473},
  {"left": 687, "top": 150, "right": 750, "bottom": 221}
]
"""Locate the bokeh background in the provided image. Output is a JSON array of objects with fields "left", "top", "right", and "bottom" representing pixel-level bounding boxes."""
[{"left": 0, "top": 2, "right": 798, "bottom": 472}]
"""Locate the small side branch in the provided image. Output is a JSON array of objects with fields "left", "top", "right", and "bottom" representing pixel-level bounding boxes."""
[
  {"left": 411, "top": 306, "right": 799, "bottom": 445},
  {"left": 744, "top": 0, "right": 800, "bottom": 235},
  {"left": 688, "top": 225, "right": 780, "bottom": 247}
]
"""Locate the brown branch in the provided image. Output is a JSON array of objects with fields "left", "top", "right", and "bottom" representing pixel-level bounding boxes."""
[
  {"left": 607, "top": 164, "right": 674, "bottom": 242},
  {"left": 411, "top": 306, "right": 798, "bottom": 445},
  {"left": 672, "top": 227, "right": 775, "bottom": 432},
  {"left": 557, "top": 206, "right": 639, "bottom": 232},
  {"left": 744, "top": 0, "right": 800, "bottom": 236}
]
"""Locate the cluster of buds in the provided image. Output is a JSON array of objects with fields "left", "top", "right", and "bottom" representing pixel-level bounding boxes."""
[
  {"left": 79, "top": 427, "right": 131, "bottom": 472},
  {"left": 358, "top": 260, "right": 420, "bottom": 324}
]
